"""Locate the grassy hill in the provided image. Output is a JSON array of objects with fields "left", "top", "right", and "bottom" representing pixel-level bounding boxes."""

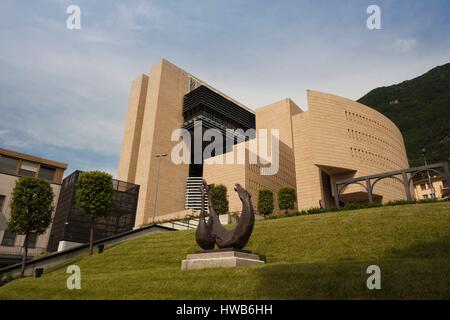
[
  {"left": 358, "top": 63, "right": 450, "bottom": 167},
  {"left": 1, "top": 202, "right": 450, "bottom": 299}
]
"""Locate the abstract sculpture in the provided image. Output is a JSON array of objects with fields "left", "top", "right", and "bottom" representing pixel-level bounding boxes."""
[{"left": 196, "top": 180, "right": 255, "bottom": 250}]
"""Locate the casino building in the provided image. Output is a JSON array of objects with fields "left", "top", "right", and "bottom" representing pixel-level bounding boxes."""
[{"left": 118, "top": 59, "right": 410, "bottom": 226}]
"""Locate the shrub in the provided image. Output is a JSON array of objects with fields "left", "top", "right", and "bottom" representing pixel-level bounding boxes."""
[
  {"left": 306, "top": 207, "right": 322, "bottom": 214},
  {"left": 258, "top": 189, "right": 274, "bottom": 216},
  {"left": 0, "top": 273, "right": 15, "bottom": 287},
  {"left": 417, "top": 198, "right": 439, "bottom": 204},
  {"left": 278, "top": 187, "right": 297, "bottom": 214},
  {"left": 209, "top": 184, "right": 229, "bottom": 215}
]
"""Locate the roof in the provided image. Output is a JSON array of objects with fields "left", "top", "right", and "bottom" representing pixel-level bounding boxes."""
[{"left": 0, "top": 147, "right": 68, "bottom": 170}]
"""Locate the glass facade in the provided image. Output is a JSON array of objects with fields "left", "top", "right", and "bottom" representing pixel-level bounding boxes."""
[{"left": 47, "top": 171, "right": 140, "bottom": 252}]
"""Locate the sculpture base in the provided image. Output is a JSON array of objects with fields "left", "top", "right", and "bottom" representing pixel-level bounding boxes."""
[{"left": 181, "top": 249, "right": 265, "bottom": 270}]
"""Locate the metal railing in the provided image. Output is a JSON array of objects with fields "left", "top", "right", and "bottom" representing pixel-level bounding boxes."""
[{"left": 0, "top": 245, "right": 47, "bottom": 256}]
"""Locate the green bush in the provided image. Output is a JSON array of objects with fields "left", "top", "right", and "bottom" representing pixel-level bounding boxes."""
[
  {"left": 258, "top": 189, "right": 274, "bottom": 216},
  {"left": 209, "top": 184, "right": 229, "bottom": 215},
  {"left": 417, "top": 198, "right": 439, "bottom": 204},
  {"left": 264, "top": 197, "right": 446, "bottom": 222},
  {"left": 306, "top": 207, "right": 322, "bottom": 214},
  {"left": 0, "top": 273, "right": 15, "bottom": 287},
  {"left": 342, "top": 203, "right": 366, "bottom": 210},
  {"left": 385, "top": 199, "right": 415, "bottom": 206},
  {"left": 278, "top": 187, "right": 296, "bottom": 214}
]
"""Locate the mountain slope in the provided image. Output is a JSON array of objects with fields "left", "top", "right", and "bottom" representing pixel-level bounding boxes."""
[
  {"left": 358, "top": 63, "right": 450, "bottom": 167},
  {"left": 1, "top": 202, "right": 450, "bottom": 299}
]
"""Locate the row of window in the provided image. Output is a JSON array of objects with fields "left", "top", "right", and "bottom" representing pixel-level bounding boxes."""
[
  {"left": 1, "top": 230, "right": 38, "bottom": 248},
  {"left": 419, "top": 181, "right": 449, "bottom": 190},
  {"left": 0, "top": 155, "right": 56, "bottom": 182},
  {"left": 349, "top": 147, "right": 403, "bottom": 170},
  {"left": 344, "top": 110, "right": 403, "bottom": 150},
  {"left": 347, "top": 129, "right": 406, "bottom": 166},
  {"left": 347, "top": 129, "right": 404, "bottom": 157}
]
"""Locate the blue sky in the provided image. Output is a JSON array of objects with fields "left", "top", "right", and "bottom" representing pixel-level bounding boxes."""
[{"left": 0, "top": 0, "right": 449, "bottom": 177}]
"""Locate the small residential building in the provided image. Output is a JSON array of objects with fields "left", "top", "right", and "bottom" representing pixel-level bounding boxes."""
[
  {"left": 413, "top": 176, "right": 449, "bottom": 200},
  {"left": 47, "top": 170, "right": 140, "bottom": 252},
  {"left": 0, "top": 148, "right": 67, "bottom": 268}
]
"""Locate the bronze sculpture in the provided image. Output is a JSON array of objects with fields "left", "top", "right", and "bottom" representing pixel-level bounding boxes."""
[{"left": 195, "top": 180, "right": 255, "bottom": 250}]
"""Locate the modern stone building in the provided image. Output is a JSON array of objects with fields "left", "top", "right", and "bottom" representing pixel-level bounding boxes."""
[
  {"left": 118, "top": 59, "right": 410, "bottom": 226},
  {"left": 0, "top": 148, "right": 67, "bottom": 267},
  {"left": 291, "top": 90, "right": 410, "bottom": 209}
]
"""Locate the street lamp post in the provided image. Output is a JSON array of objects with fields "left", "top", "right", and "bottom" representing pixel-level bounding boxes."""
[
  {"left": 421, "top": 148, "right": 436, "bottom": 198},
  {"left": 152, "top": 153, "right": 167, "bottom": 224}
]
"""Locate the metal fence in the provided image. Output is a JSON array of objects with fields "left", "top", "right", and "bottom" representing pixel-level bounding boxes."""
[{"left": 0, "top": 245, "right": 47, "bottom": 256}]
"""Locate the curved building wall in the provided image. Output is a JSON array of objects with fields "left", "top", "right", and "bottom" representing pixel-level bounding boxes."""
[{"left": 293, "top": 90, "right": 409, "bottom": 209}]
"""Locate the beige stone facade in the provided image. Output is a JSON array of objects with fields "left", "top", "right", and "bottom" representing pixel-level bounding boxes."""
[
  {"left": 203, "top": 98, "right": 300, "bottom": 215},
  {"left": 203, "top": 141, "right": 297, "bottom": 215},
  {"left": 118, "top": 60, "right": 192, "bottom": 226},
  {"left": 292, "top": 90, "right": 410, "bottom": 209},
  {"left": 118, "top": 59, "right": 410, "bottom": 225}
]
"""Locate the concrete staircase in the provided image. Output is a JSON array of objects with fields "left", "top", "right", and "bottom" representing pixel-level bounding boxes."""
[{"left": 185, "top": 176, "right": 208, "bottom": 211}]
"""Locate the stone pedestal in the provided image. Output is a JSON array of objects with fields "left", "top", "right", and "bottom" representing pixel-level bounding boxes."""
[{"left": 181, "top": 249, "right": 265, "bottom": 270}]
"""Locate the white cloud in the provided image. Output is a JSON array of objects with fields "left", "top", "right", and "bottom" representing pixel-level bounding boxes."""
[
  {"left": 0, "top": 1, "right": 448, "bottom": 176},
  {"left": 112, "top": 0, "right": 166, "bottom": 31},
  {"left": 393, "top": 37, "right": 418, "bottom": 53}
]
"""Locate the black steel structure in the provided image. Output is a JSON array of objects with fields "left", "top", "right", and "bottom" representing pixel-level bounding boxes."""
[
  {"left": 183, "top": 85, "right": 256, "bottom": 177},
  {"left": 332, "top": 163, "right": 450, "bottom": 208},
  {"left": 47, "top": 171, "right": 139, "bottom": 252}
]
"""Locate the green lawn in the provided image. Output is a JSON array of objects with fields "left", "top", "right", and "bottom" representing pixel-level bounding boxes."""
[{"left": 1, "top": 202, "right": 450, "bottom": 299}]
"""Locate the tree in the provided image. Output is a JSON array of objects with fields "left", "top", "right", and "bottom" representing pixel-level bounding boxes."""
[
  {"left": 76, "top": 171, "right": 114, "bottom": 256},
  {"left": 278, "top": 187, "right": 297, "bottom": 215},
  {"left": 209, "top": 184, "right": 229, "bottom": 216},
  {"left": 258, "top": 189, "right": 274, "bottom": 216},
  {"left": 9, "top": 177, "right": 54, "bottom": 278}
]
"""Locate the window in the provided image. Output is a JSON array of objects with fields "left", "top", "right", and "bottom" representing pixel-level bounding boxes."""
[
  {"left": 18, "top": 161, "right": 38, "bottom": 177},
  {"left": 0, "top": 155, "right": 18, "bottom": 175},
  {"left": 420, "top": 183, "right": 428, "bottom": 191},
  {"left": 26, "top": 233, "right": 38, "bottom": 249},
  {"left": 423, "top": 194, "right": 429, "bottom": 199},
  {"left": 1, "top": 230, "right": 16, "bottom": 246},
  {"left": 0, "top": 195, "right": 5, "bottom": 212},
  {"left": 38, "top": 166, "right": 56, "bottom": 182}
]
